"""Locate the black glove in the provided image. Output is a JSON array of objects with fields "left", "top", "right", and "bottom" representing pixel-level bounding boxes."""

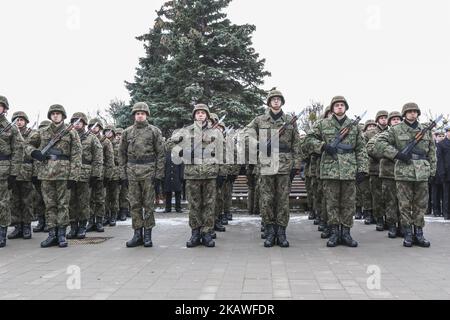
[
  {"left": 356, "top": 172, "right": 367, "bottom": 184},
  {"left": 32, "top": 176, "right": 40, "bottom": 187},
  {"left": 7, "top": 175, "right": 17, "bottom": 190},
  {"left": 31, "top": 150, "right": 46, "bottom": 162},
  {"left": 395, "top": 152, "right": 412, "bottom": 163},
  {"left": 67, "top": 180, "right": 77, "bottom": 190},
  {"left": 216, "top": 176, "right": 226, "bottom": 188},
  {"left": 121, "top": 179, "right": 129, "bottom": 188},
  {"left": 323, "top": 144, "right": 337, "bottom": 157}
]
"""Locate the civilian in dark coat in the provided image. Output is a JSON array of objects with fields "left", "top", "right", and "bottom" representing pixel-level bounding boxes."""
[
  {"left": 163, "top": 150, "right": 184, "bottom": 213},
  {"left": 437, "top": 128, "right": 450, "bottom": 220}
]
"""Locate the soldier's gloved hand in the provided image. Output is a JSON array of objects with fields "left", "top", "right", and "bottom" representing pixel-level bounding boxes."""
[
  {"left": 121, "top": 179, "right": 129, "bottom": 188},
  {"left": 355, "top": 172, "right": 367, "bottom": 184},
  {"left": 216, "top": 175, "right": 226, "bottom": 188},
  {"left": 67, "top": 180, "right": 77, "bottom": 190},
  {"left": 31, "top": 150, "right": 46, "bottom": 162},
  {"left": 395, "top": 152, "right": 412, "bottom": 163},
  {"left": 32, "top": 176, "right": 40, "bottom": 187},
  {"left": 7, "top": 175, "right": 17, "bottom": 190},
  {"left": 323, "top": 144, "right": 337, "bottom": 157}
]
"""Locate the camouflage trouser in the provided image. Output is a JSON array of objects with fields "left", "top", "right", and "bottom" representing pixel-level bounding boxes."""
[
  {"left": 69, "top": 182, "right": 90, "bottom": 222},
  {"left": 11, "top": 181, "right": 34, "bottom": 225},
  {"left": 260, "top": 175, "right": 290, "bottom": 227},
  {"left": 382, "top": 178, "right": 400, "bottom": 225},
  {"left": 396, "top": 181, "right": 427, "bottom": 228},
  {"left": 119, "top": 183, "right": 130, "bottom": 211},
  {"left": 215, "top": 184, "right": 225, "bottom": 219},
  {"left": 305, "top": 176, "right": 313, "bottom": 210},
  {"left": 90, "top": 180, "right": 105, "bottom": 218},
  {"left": 317, "top": 179, "right": 327, "bottom": 223},
  {"left": 223, "top": 180, "right": 233, "bottom": 214},
  {"left": 370, "top": 176, "right": 384, "bottom": 219},
  {"left": 186, "top": 179, "right": 216, "bottom": 234},
  {"left": 356, "top": 180, "right": 363, "bottom": 208},
  {"left": 105, "top": 180, "right": 120, "bottom": 219},
  {"left": 129, "top": 179, "right": 156, "bottom": 230},
  {"left": 33, "top": 182, "right": 45, "bottom": 221},
  {"left": 360, "top": 177, "right": 372, "bottom": 211},
  {"left": 247, "top": 174, "right": 260, "bottom": 215},
  {"left": 313, "top": 177, "right": 322, "bottom": 216},
  {"left": 41, "top": 180, "right": 70, "bottom": 228},
  {"left": 323, "top": 180, "right": 355, "bottom": 228},
  {"left": 0, "top": 180, "right": 11, "bottom": 227}
]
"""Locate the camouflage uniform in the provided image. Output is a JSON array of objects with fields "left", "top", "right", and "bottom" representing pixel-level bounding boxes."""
[
  {"left": 119, "top": 103, "right": 165, "bottom": 248},
  {"left": 306, "top": 96, "right": 368, "bottom": 247},
  {"left": 27, "top": 104, "right": 82, "bottom": 248},
  {"left": 376, "top": 103, "right": 436, "bottom": 247},
  {"left": 361, "top": 120, "right": 376, "bottom": 223},
  {"left": 246, "top": 165, "right": 260, "bottom": 215},
  {"left": 0, "top": 96, "right": 24, "bottom": 248},
  {"left": 116, "top": 128, "right": 130, "bottom": 219},
  {"left": 105, "top": 125, "right": 121, "bottom": 226}
]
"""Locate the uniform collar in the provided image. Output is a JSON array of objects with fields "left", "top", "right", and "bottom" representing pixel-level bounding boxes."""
[
  {"left": 134, "top": 120, "right": 148, "bottom": 129},
  {"left": 264, "top": 109, "right": 287, "bottom": 123}
]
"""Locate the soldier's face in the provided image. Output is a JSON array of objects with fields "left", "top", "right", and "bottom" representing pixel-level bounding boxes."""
[
  {"left": 270, "top": 97, "right": 282, "bottom": 110},
  {"left": 405, "top": 110, "right": 418, "bottom": 122},
  {"left": 435, "top": 134, "right": 445, "bottom": 143},
  {"left": 105, "top": 130, "right": 114, "bottom": 139},
  {"left": 367, "top": 124, "right": 377, "bottom": 131},
  {"left": 135, "top": 111, "right": 147, "bottom": 122},
  {"left": 91, "top": 126, "right": 101, "bottom": 134},
  {"left": 195, "top": 110, "right": 207, "bottom": 122},
  {"left": 389, "top": 117, "right": 402, "bottom": 126},
  {"left": 0, "top": 106, "right": 5, "bottom": 114},
  {"left": 51, "top": 112, "right": 63, "bottom": 124},
  {"left": 73, "top": 121, "right": 85, "bottom": 131},
  {"left": 16, "top": 118, "right": 27, "bottom": 128},
  {"left": 332, "top": 103, "right": 346, "bottom": 116},
  {"left": 116, "top": 133, "right": 121, "bottom": 141},
  {"left": 378, "top": 116, "right": 388, "bottom": 126}
]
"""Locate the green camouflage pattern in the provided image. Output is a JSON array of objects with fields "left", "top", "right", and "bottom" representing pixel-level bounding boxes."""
[
  {"left": 0, "top": 181, "right": 11, "bottom": 227},
  {"left": 323, "top": 180, "right": 356, "bottom": 228},
  {"left": 260, "top": 175, "right": 291, "bottom": 227},
  {"left": 77, "top": 131, "right": 103, "bottom": 182},
  {"left": 0, "top": 114, "right": 24, "bottom": 179},
  {"left": 129, "top": 179, "right": 156, "bottom": 230},
  {"left": 41, "top": 180, "right": 71, "bottom": 228},
  {"left": 396, "top": 180, "right": 427, "bottom": 227},
  {"left": 69, "top": 182, "right": 91, "bottom": 222},
  {"left": 186, "top": 179, "right": 216, "bottom": 233}
]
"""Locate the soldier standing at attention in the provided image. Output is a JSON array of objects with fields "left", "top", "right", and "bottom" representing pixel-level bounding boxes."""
[{"left": 104, "top": 125, "right": 121, "bottom": 226}]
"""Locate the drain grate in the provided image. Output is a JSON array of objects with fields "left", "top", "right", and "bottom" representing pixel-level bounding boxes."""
[{"left": 68, "top": 237, "right": 113, "bottom": 245}]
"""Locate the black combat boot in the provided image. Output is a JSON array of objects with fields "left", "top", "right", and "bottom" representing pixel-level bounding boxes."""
[
  {"left": 103, "top": 212, "right": 110, "bottom": 226},
  {"left": 7, "top": 223, "right": 23, "bottom": 239},
  {"left": 313, "top": 212, "right": 320, "bottom": 226},
  {"left": 143, "top": 228, "right": 153, "bottom": 247},
  {"left": 126, "top": 208, "right": 131, "bottom": 218},
  {"left": 66, "top": 222, "right": 78, "bottom": 239},
  {"left": 0, "top": 226, "right": 7, "bottom": 248},
  {"left": 403, "top": 225, "right": 413, "bottom": 247},
  {"left": 355, "top": 206, "right": 363, "bottom": 220},
  {"left": 341, "top": 226, "right": 358, "bottom": 247},
  {"left": 326, "top": 225, "right": 340, "bottom": 247},
  {"left": 263, "top": 224, "right": 276, "bottom": 248},
  {"left": 308, "top": 210, "right": 315, "bottom": 220},
  {"left": 364, "top": 210, "right": 375, "bottom": 225},
  {"left": 118, "top": 208, "right": 127, "bottom": 221},
  {"left": 221, "top": 214, "right": 228, "bottom": 226},
  {"left": 318, "top": 219, "right": 326, "bottom": 232},
  {"left": 321, "top": 224, "right": 331, "bottom": 239},
  {"left": 388, "top": 225, "right": 397, "bottom": 239},
  {"left": 215, "top": 216, "right": 226, "bottom": 232},
  {"left": 413, "top": 226, "right": 431, "bottom": 248},
  {"left": 225, "top": 212, "right": 233, "bottom": 221},
  {"left": 126, "top": 228, "right": 144, "bottom": 248},
  {"left": 58, "top": 227, "right": 68, "bottom": 248},
  {"left": 276, "top": 225, "right": 289, "bottom": 248},
  {"left": 95, "top": 217, "right": 104, "bottom": 232},
  {"left": 86, "top": 217, "right": 96, "bottom": 232},
  {"left": 77, "top": 220, "right": 87, "bottom": 239},
  {"left": 202, "top": 232, "right": 215, "bottom": 248},
  {"left": 43, "top": 224, "right": 49, "bottom": 232},
  {"left": 33, "top": 217, "right": 45, "bottom": 233},
  {"left": 376, "top": 217, "right": 385, "bottom": 232},
  {"left": 22, "top": 224, "right": 32, "bottom": 240},
  {"left": 261, "top": 222, "right": 266, "bottom": 239},
  {"left": 186, "top": 228, "right": 201, "bottom": 248},
  {"left": 109, "top": 212, "right": 117, "bottom": 227},
  {"left": 41, "top": 228, "right": 58, "bottom": 248}
]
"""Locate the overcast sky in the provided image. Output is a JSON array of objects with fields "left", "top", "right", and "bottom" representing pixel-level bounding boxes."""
[{"left": 1, "top": 0, "right": 449, "bottom": 126}]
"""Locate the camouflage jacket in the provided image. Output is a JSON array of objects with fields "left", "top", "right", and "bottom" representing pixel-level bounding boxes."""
[
  {"left": 110, "top": 138, "right": 120, "bottom": 181},
  {"left": 77, "top": 131, "right": 103, "bottom": 182},
  {"left": 0, "top": 115, "right": 23, "bottom": 180},
  {"left": 166, "top": 122, "right": 221, "bottom": 180},
  {"left": 245, "top": 110, "right": 301, "bottom": 176},
  {"left": 376, "top": 121, "right": 436, "bottom": 182},
  {"left": 26, "top": 122, "right": 82, "bottom": 181},
  {"left": 97, "top": 135, "right": 114, "bottom": 180},
  {"left": 17, "top": 128, "right": 36, "bottom": 181},
  {"left": 119, "top": 121, "right": 165, "bottom": 182},
  {"left": 365, "top": 125, "right": 388, "bottom": 176},
  {"left": 366, "top": 131, "right": 395, "bottom": 179},
  {"left": 306, "top": 115, "right": 369, "bottom": 181}
]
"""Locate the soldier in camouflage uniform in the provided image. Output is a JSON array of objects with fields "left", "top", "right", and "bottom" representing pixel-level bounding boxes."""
[
  {"left": 8, "top": 111, "right": 35, "bottom": 240},
  {"left": 67, "top": 113, "right": 103, "bottom": 239},
  {"left": 246, "top": 164, "right": 260, "bottom": 216},
  {"left": 167, "top": 104, "right": 222, "bottom": 248},
  {"left": 116, "top": 128, "right": 130, "bottom": 220},
  {"left": 86, "top": 118, "right": 114, "bottom": 232},
  {"left": 0, "top": 96, "right": 24, "bottom": 248},
  {"left": 306, "top": 96, "right": 368, "bottom": 247},
  {"left": 28, "top": 104, "right": 82, "bottom": 248},
  {"left": 119, "top": 103, "right": 165, "bottom": 248},
  {"left": 104, "top": 125, "right": 121, "bottom": 226},
  {"left": 376, "top": 103, "right": 436, "bottom": 247},
  {"left": 246, "top": 89, "right": 301, "bottom": 248},
  {"left": 362, "top": 120, "right": 377, "bottom": 224},
  {"left": 367, "top": 111, "right": 403, "bottom": 238},
  {"left": 32, "top": 120, "right": 51, "bottom": 233}
]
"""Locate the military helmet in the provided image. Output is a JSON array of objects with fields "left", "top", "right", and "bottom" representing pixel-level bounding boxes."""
[
  {"left": 131, "top": 102, "right": 150, "bottom": 116},
  {"left": 103, "top": 124, "right": 116, "bottom": 135},
  {"left": 115, "top": 128, "right": 124, "bottom": 135},
  {"left": 363, "top": 119, "right": 377, "bottom": 131},
  {"left": 210, "top": 113, "right": 219, "bottom": 123},
  {"left": 88, "top": 117, "right": 104, "bottom": 130},
  {"left": 323, "top": 105, "right": 332, "bottom": 118},
  {"left": 388, "top": 111, "right": 402, "bottom": 124},
  {"left": 47, "top": 104, "right": 67, "bottom": 120},
  {"left": 266, "top": 88, "right": 285, "bottom": 106},
  {"left": 11, "top": 111, "right": 30, "bottom": 123},
  {"left": 375, "top": 110, "right": 389, "bottom": 123},
  {"left": 39, "top": 120, "right": 51, "bottom": 128},
  {"left": 0, "top": 95, "right": 9, "bottom": 110},
  {"left": 402, "top": 102, "right": 421, "bottom": 117},
  {"left": 70, "top": 112, "right": 88, "bottom": 125},
  {"left": 192, "top": 104, "right": 211, "bottom": 120},
  {"left": 330, "top": 96, "right": 349, "bottom": 111}
]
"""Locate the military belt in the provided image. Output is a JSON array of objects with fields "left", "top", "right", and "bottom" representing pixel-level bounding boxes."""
[
  {"left": 128, "top": 157, "right": 156, "bottom": 165},
  {"left": 336, "top": 148, "right": 354, "bottom": 155},
  {"left": 82, "top": 160, "right": 92, "bottom": 165},
  {"left": 0, "top": 155, "right": 11, "bottom": 161},
  {"left": 47, "top": 155, "right": 70, "bottom": 161},
  {"left": 411, "top": 154, "right": 428, "bottom": 161}
]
